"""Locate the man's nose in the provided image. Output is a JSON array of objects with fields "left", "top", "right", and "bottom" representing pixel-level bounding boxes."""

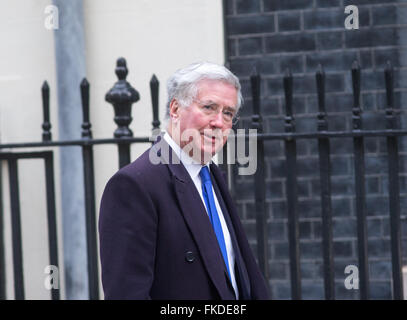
[{"left": 209, "top": 111, "right": 225, "bottom": 127}]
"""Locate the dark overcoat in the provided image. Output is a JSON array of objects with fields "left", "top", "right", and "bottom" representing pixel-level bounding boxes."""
[{"left": 99, "top": 139, "right": 269, "bottom": 300}]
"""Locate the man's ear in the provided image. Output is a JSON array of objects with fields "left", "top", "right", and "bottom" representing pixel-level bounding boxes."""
[{"left": 169, "top": 99, "right": 180, "bottom": 120}]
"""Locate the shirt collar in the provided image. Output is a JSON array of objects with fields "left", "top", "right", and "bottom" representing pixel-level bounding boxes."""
[{"left": 163, "top": 130, "right": 211, "bottom": 180}]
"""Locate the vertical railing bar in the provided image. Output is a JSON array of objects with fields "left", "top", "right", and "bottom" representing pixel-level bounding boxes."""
[
  {"left": 150, "top": 74, "right": 161, "bottom": 140},
  {"left": 44, "top": 152, "right": 60, "bottom": 300},
  {"left": 250, "top": 67, "right": 270, "bottom": 287},
  {"left": 0, "top": 162, "right": 5, "bottom": 299},
  {"left": 351, "top": 61, "right": 369, "bottom": 300},
  {"left": 384, "top": 61, "right": 403, "bottom": 300},
  {"left": 82, "top": 144, "right": 99, "bottom": 299},
  {"left": 8, "top": 158, "right": 24, "bottom": 300},
  {"left": 117, "top": 144, "right": 131, "bottom": 169},
  {"left": 80, "top": 78, "right": 99, "bottom": 300},
  {"left": 81, "top": 78, "right": 92, "bottom": 140},
  {"left": 283, "top": 69, "right": 301, "bottom": 300},
  {"left": 228, "top": 121, "right": 241, "bottom": 199},
  {"left": 42, "top": 81, "right": 52, "bottom": 142},
  {"left": 220, "top": 140, "right": 228, "bottom": 180},
  {"left": 223, "top": 61, "right": 234, "bottom": 191},
  {"left": 316, "top": 65, "right": 335, "bottom": 300},
  {"left": 219, "top": 58, "right": 233, "bottom": 179},
  {"left": 41, "top": 83, "right": 55, "bottom": 298},
  {"left": 219, "top": 124, "right": 230, "bottom": 182}
]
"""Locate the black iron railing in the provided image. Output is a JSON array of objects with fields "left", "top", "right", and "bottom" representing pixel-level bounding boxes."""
[
  {"left": 237, "top": 60, "right": 404, "bottom": 300},
  {"left": 0, "top": 57, "right": 159, "bottom": 300}
]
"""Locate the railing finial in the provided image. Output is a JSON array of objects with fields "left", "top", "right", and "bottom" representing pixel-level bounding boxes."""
[
  {"left": 150, "top": 74, "right": 160, "bottom": 135},
  {"left": 316, "top": 64, "right": 327, "bottom": 131},
  {"left": 250, "top": 65, "right": 261, "bottom": 115},
  {"left": 115, "top": 57, "right": 128, "bottom": 80},
  {"left": 283, "top": 68, "right": 294, "bottom": 133},
  {"left": 385, "top": 60, "right": 396, "bottom": 130},
  {"left": 105, "top": 57, "right": 140, "bottom": 138},
  {"left": 41, "top": 80, "right": 52, "bottom": 141},
  {"left": 80, "top": 78, "right": 92, "bottom": 138},
  {"left": 351, "top": 60, "right": 362, "bottom": 130}
]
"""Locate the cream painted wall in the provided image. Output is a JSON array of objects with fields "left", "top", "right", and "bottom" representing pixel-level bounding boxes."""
[
  {"left": 1, "top": 0, "right": 225, "bottom": 299},
  {"left": 0, "top": 0, "right": 64, "bottom": 299}
]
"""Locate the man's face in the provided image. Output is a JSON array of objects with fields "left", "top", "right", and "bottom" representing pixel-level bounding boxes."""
[{"left": 169, "top": 79, "right": 238, "bottom": 164}]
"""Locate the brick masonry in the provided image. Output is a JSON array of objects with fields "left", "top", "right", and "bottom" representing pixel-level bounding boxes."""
[{"left": 224, "top": 0, "right": 407, "bottom": 299}]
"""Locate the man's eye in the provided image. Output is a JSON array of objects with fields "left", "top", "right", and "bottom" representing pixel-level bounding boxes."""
[
  {"left": 204, "top": 104, "right": 217, "bottom": 112},
  {"left": 223, "top": 110, "right": 234, "bottom": 118}
]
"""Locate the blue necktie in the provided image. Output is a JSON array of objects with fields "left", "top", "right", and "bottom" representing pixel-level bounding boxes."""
[{"left": 199, "top": 166, "right": 231, "bottom": 280}]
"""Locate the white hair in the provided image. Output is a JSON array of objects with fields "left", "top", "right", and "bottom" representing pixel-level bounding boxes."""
[{"left": 165, "top": 61, "right": 243, "bottom": 118}]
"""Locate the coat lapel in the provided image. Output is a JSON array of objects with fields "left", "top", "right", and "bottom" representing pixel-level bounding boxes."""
[{"left": 151, "top": 138, "right": 235, "bottom": 300}]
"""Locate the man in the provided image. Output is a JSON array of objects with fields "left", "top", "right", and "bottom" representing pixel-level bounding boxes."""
[{"left": 99, "top": 62, "right": 269, "bottom": 300}]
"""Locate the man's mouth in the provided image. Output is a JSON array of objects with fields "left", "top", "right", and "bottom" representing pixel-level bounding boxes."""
[{"left": 202, "top": 134, "right": 219, "bottom": 143}]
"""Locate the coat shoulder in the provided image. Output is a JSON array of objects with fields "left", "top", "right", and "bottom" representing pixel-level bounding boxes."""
[
  {"left": 116, "top": 147, "right": 166, "bottom": 179},
  {"left": 102, "top": 146, "right": 171, "bottom": 200}
]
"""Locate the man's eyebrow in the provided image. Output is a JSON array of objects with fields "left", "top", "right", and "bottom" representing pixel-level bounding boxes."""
[
  {"left": 199, "top": 99, "right": 217, "bottom": 105},
  {"left": 203, "top": 100, "right": 237, "bottom": 108}
]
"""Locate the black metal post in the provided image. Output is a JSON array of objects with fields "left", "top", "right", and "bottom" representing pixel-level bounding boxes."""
[
  {"left": 316, "top": 65, "right": 335, "bottom": 300},
  {"left": 250, "top": 68, "right": 269, "bottom": 286},
  {"left": 0, "top": 164, "right": 5, "bottom": 299},
  {"left": 82, "top": 145, "right": 99, "bottom": 300},
  {"left": 384, "top": 62, "right": 403, "bottom": 300},
  {"left": 80, "top": 78, "right": 99, "bottom": 300},
  {"left": 351, "top": 61, "right": 369, "bottom": 300},
  {"left": 227, "top": 121, "right": 241, "bottom": 198},
  {"left": 81, "top": 78, "right": 92, "bottom": 139},
  {"left": 44, "top": 152, "right": 60, "bottom": 300},
  {"left": 150, "top": 74, "right": 161, "bottom": 138},
  {"left": 117, "top": 144, "right": 131, "bottom": 168},
  {"left": 220, "top": 140, "right": 228, "bottom": 178},
  {"left": 42, "top": 81, "right": 52, "bottom": 142},
  {"left": 105, "top": 57, "right": 140, "bottom": 168},
  {"left": 222, "top": 60, "right": 233, "bottom": 182},
  {"left": 8, "top": 158, "right": 24, "bottom": 300},
  {"left": 283, "top": 69, "right": 301, "bottom": 300}
]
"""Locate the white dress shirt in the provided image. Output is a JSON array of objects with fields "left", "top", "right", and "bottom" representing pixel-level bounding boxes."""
[{"left": 163, "top": 131, "right": 239, "bottom": 298}]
